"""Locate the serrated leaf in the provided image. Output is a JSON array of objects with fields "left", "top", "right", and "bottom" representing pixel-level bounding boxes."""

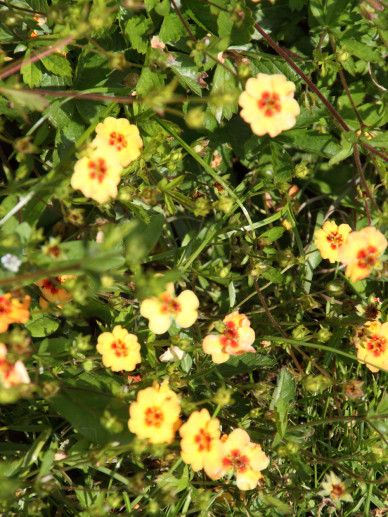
[
  {"left": 217, "top": 7, "right": 254, "bottom": 45},
  {"left": 159, "top": 13, "right": 186, "bottom": 43},
  {"left": 41, "top": 53, "right": 72, "bottom": 78},
  {"left": 25, "top": 314, "right": 59, "bottom": 338},
  {"left": 125, "top": 16, "right": 152, "bottom": 54},
  {"left": 21, "top": 50, "right": 43, "bottom": 88},
  {"left": 0, "top": 88, "right": 48, "bottom": 111}
]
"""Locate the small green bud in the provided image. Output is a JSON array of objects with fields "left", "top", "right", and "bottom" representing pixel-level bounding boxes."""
[
  {"left": 214, "top": 387, "right": 233, "bottom": 407},
  {"left": 317, "top": 326, "right": 332, "bottom": 342},
  {"left": 294, "top": 162, "right": 310, "bottom": 179},
  {"left": 185, "top": 107, "right": 205, "bottom": 129},
  {"left": 292, "top": 324, "right": 310, "bottom": 340},
  {"left": 327, "top": 280, "right": 345, "bottom": 296},
  {"left": 303, "top": 374, "right": 332, "bottom": 394}
]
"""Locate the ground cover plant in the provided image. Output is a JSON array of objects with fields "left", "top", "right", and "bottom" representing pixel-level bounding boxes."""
[{"left": 0, "top": 0, "right": 387, "bottom": 515}]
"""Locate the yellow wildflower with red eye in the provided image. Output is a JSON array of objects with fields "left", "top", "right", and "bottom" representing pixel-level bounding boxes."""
[
  {"left": 97, "top": 325, "right": 141, "bottom": 372},
  {"left": 219, "top": 429, "right": 269, "bottom": 490},
  {"left": 339, "top": 227, "right": 387, "bottom": 282},
  {"left": 179, "top": 409, "right": 223, "bottom": 479},
  {"left": 239, "top": 73, "right": 300, "bottom": 138},
  {"left": 0, "top": 293, "right": 30, "bottom": 334},
  {"left": 0, "top": 343, "right": 30, "bottom": 388},
  {"left": 70, "top": 148, "right": 122, "bottom": 204},
  {"left": 202, "top": 312, "right": 255, "bottom": 364},
  {"left": 36, "top": 275, "right": 74, "bottom": 305},
  {"left": 128, "top": 381, "right": 181, "bottom": 444},
  {"left": 92, "top": 117, "right": 143, "bottom": 167},
  {"left": 353, "top": 320, "right": 388, "bottom": 372},
  {"left": 314, "top": 220, "right": 352, "bottom": 263},
  {"left": 140, "top": 283, "right": 199, "bottom": 335},
  {"left": 319, "top": 472, "right": 353, "bottom": 503}
]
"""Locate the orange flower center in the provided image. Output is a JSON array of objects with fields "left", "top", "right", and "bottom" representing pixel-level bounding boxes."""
[
  {"left": 258, "top": 91, "right": 281, "bottom": 117},
  {"left": 194, "top": 428, "right": 212, "bottom": 452},
  {"left": 88, "top": 158, "right": 108, "bottom": 183},
  {"left": 326, "top": 231, "right": 343, "bottom": 250},
  {"left": 220, "top": 321, "right": 239, "bottom": 350},
  {"left": 0, "top": 358, "right": 16, "bottom": 384},
  {"left": 0, "top": 296, "right": 11, "bottom": 315},
  {"left": 144, "top": 406, "right": 164, "bottom": 427},
  {"left": 222, "top": 449, "right": 249, "bottom": 473},
  {"left": 111, "top": 339, "right": 128, "bottom": 358},
  {"left": 160, "top": 294, "right": 181, "bottom": 314},
  {"left": 41, "top": 278, "right": 61, "bottom": 294},
  {"left": 331, "top": 483, "right": 345, "bottom": 499},
  {"left": 109, "top": 131, "right": 127, "bottom": 152},
  {"left": 357, "top": 246, "right": 378, "bottom": 269},
  {"left": 366, "top": 334, "right": 386, "bottom": 357}
]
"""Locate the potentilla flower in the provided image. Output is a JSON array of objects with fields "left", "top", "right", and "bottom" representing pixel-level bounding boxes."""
[
  {"left": 319, "top": 472, "right": 353, "bottom": 503},
  {"left": 179, "top": 408, "right": 223, "bottom": 479},
  {"left": 0, "top": 343, "right": 30, "bottom": 388},
  {"left": 353, "top": 320, "right": 388, "bottom": 372},
  {"left": 202, "top": 312, "right": 255, "bottom": 364},
  {"left": 0, "top": 293, "right": 31, "bottom": 333},
  {"left": 219, "top": 429, "right": 269, "bottom": 490},
  {"left": 71, "top": 148, "right": 122, "bottom": 204},
  {"left": 239, "top": 73, "right": 300, "bottom": 137},
  {"left": 314, "top": 220, "right": 352, "bottom": 263},
  {"left": 97, "top": 325, "right": 141, "bottom": 372},
  {"left": 36, "top": 275, "right": 73, "bottom": 305},
  {"left": 140, "top": 283, "right": 199, "bottom": 335},
  {"left": 338, "top": 227, "right": 387, "bottom": 282},
  {"left": 128, "top": 380, "right": 181, "bottom": 444},
  {"left": 92, "top": 117, "right": 143, "bottom": 167}
]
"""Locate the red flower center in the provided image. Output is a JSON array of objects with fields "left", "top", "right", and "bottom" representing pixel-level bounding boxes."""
[
  {"left": 194, "top": 428, "right": 212, "bottom": 452},
  {"left": 326, "top": 231, "right": 343, "bottom": 250},
  {"left": 0, "top": 358, "right": 15, "bottom": 383},
  {"left": 88, "top": 158, "right": 108, "bottom": 183},
  {"left": 258, "top": 91, "right": 281, "bottom": 117},
  {"left": 111, "top": 339, "right": 128, "bottom": 358},
  {"left": 0, "top": 296, "right": 11, "bottom": 315},
  {"left": 144, "top": 406, "right": 164, "bottom": 427},
  {"left": 366, "top": 334, "right": 386, "bottom": 357},
  {"left": 160, "top": 294, "right": 181, "bottom": 314},
  {"left": 357, "top": 246, "right": 378, "bottom": 269},
  {"left": 220, "top": 321, "right": 239, "bottom": 350},
  {"left": 222, "top": 449, "right": 249, "bottom": 473},
  {"left": 331, "top": 483, "right": 345, "bottom": 499},
  {"left": 41, "top": 277, "right": 61, "bottom": 294},
  {"left": 109, "top": 131, "right": 127, "bottom": 152}
]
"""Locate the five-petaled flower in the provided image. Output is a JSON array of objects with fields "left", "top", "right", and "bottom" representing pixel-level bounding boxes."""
[
  {"left": 140, "top": 283, "right": 199, "bottom": 334},
  {"left": 202, "top": 312, "right": 255, "bottom": 364},
  {"left": 219, "top": 428, "right": 269, "bottom": 490},
  {"left": 37, "top": 275, "right": 74, "bottom": 305},
  {"left": 97, "top": 325, "right": 141, "bottom": 372},
  {"left": 179, "top": 409, "right": 223, "bottom": 479},
  {"left": 353, "top": 320, "right": 388, "bottom": 372},
  {"left": 128, "top": 380, "right": 181, "bottom": 444},
  {"left": 239, "top": 73, "right": 300, "bottom": 137},
  {"left": 319, "top": 472, "right": 353, "bottom": 503},
  {"left": 92, "top": 117, "right": 143, "bottom": 167},
  {"left": 0, "top": 343, "right": 30, "bottom": 388},
  {"left": 71, "top": 148, "right": 122, "bottom": 204},
  {"left": 339, "top": 227, "right": 387, "bottom": 282},
  {"left": 0, "top": 293, "right": 30, "bottom": 334},
  {"left": 314, "top": 220, "right": 352, "bottom": 263}
]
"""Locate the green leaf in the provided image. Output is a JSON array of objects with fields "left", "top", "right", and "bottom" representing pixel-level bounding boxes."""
[
  {"left": 218, "top": 353, "right": 277, "bottom": 377},
  {"left": 210, "top": 61, "right": 239, "bottom": 122},
  {"left": 217, "top": 7, "right": 254, "bottom": 45},
  {"left": 124, "top": 213, "right": 164, "bottom": 265},
  {"left": 277, "top": 129, "right": 341, "bottom": 158},
  {"left": 25, "top": 314, "right": 60, "bottom": 338},
  {"left": 259, "top": 227, "right": 285, "bottom": 243},
  {"left": 136, "top": 67, "right": 165, "bottom": 96},
  {"left": 125, "top": 16, "right": 152, "bottom": 54},
  {"left": 21, "top": 50, "right": 43, "bottom": 88},
  {"left": 159, "top": 13, "right": 186, "bottom": 43},
  {"left": 41, "top": 53, "right": 72, "bottom": 78},
  {"left": 0, "top": 88, "right": 48, "bottom": 112},
  {"left": 270, "top": 368, "right": 296, "bottom": 439},
  {"left": 271, "top": 142, "right": 293, "bottom": 183}
]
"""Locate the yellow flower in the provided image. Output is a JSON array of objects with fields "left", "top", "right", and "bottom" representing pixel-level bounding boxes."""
[
  {"left": 92, "top": 117, "right": 143, "bottom": 167},
  {"left": 71, "top": 148, "right": 122, "bottom": 204},
  {"left": 219, "top": 429, "right": 269, "bottom": 490},
  {"left": 128, "top": 380, "right": 181, "bottom": 444},
  {"left": 319, "top": 472, "right": 353, "bottom": 503},
  {"left": 353, "top": 320, "right": 388, "bottom": 372},
  {"left": 202, "top": 312, "right": 255, "bottom": 364},
  {"left": 140, "top": 283, "right": 199, "bottom": 334},
  {"left": 97, "top": 325, "right": 141, "bottom": 372},
  {"left": 179, "top": 408, "right": 223, "bottom": 479},
  {"left": 239, "top": 73, "right": 300, "bottom": 137},
  {"left": 0, "top": 293, "right": 30, "bottom": 333},
  {"left": 338, "top": 226, "right": 387, "bottom": 282},
  {"left": 36, "top": 275, "right": 74, "bottom": 305},
  {"left": 0, "top": 343, "right": 30, "bottom": 388},
  {"left": 314, "top": 220, "right": 352, "bottom": 263}
]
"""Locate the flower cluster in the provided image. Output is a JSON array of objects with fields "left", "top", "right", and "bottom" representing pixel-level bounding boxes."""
[
  {"left": 353, "top": 320, "right": 388, "bottom": 372},
  {"left": 202, "top": 311, "right": 255, "bottom": 364},
  {"left": 0, "top": 293, "right": 30, "bottom": 334},
  {"left": 315, "top": 222, "right": 386, "bottom": 282},
  {"left": 0, "top": 343, "right": 30, "bottom": 388},
  {"left": 71, "top": 117, "right": 143, "bottom": 204},
  {"left": 239, "top": 73, "right": 300, "bottom": 137}
]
